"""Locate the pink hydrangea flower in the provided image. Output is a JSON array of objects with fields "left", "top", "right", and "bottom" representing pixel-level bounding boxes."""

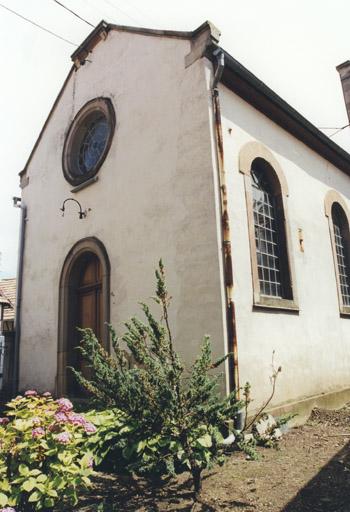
[
  {"left": 32, "top": 416, "right": 41, "bottom": 426},
  {"left": 42, "top": 391, "right": 51, "bottom": 397},
  {"left": 32, "top": 427, "right": 45, "bottom": 438},
  {"left": 0, "top": 507, "right": 17, "bottom": 512},
  {"left": 24, "top": 390, "right": 37, "bottom": 397},
  {"left": 54, "top": 412, "right": 68, "bottom": 423},
  {"left": 84, "top": 422, "right": 97, "bottom": 434},
  {"left": 56, "top": 398, "right": 73, "bottom": 413},
  {"left": 56, "top": 432, "right": 72, "bottom": 444},
  {"left": 0, "top": 418, "right": 9, "bottom": 425},
  {"left": 68, "top": 413, "right": 86, "bottom": 427}
]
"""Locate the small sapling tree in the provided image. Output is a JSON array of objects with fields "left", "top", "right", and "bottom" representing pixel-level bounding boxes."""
[{"left": 72, "top": 260, "right": 242, "bottom": 495}]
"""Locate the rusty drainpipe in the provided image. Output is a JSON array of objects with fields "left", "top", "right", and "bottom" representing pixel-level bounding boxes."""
[{"left": 211, "top": 49, "right": 240, "bottom": 405}]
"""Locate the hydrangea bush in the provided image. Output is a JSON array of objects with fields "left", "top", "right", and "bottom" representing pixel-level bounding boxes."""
[{"left": 0, "top": 391, "right": 96, "bottom": 511}]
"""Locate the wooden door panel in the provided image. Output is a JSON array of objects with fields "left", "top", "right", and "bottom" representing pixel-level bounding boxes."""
[
  {"left": 79, "top": 291, "right": 96, "bottom": 331},
  {"left": 68, "top": 253, "right": 103, "bottom": 395}
]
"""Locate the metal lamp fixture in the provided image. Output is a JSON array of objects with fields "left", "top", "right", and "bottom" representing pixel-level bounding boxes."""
[{"left": 60, "top": 198, "right": 89, "bottom": 219}]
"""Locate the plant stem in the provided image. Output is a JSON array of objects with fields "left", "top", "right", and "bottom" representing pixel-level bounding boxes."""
[{"left": 245, "top": 373, "right": 278, "bottom": 431}]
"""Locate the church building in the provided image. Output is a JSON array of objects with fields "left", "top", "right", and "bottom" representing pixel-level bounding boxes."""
[{"left": 17, "top": 20, "right": 350, "bottom": 421}]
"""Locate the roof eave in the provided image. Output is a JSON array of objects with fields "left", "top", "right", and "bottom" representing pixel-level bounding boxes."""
[
  {"left": 207, "top": 45, "right": 350, "bottom": 176},
  {"left": 71, "top": 20, "right": 220, "bottom": 67}
]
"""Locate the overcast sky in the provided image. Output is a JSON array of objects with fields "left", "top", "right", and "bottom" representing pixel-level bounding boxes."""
[{"left": 0, "top": 0, "right": 350, "bottom": 278}]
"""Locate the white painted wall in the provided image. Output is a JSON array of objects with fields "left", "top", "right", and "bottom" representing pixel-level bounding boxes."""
[
  {"left": 20, "top": 29, "right": 350, "bottom": 413},
  {"left": 19, "top": 31, "right": 227, "bottom": 394},
  {"left": 220, "top": 84, "right": 350, "bottom": 410}
]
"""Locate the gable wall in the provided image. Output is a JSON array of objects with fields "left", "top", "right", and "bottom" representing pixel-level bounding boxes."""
[
  {"left": 19, "top": 33, "right": 227, "bottom": 393},
  {"left": 220, "top": 83, "right": 350, "bottom": 414}
]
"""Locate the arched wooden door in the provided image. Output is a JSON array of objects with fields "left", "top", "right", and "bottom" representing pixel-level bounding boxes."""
[
  {"left": 58, "top": 238, "right": 110, "bottom": 397},
  {"left": 77, "top": 254, "right": 102, "bottom": 342},
  {"left": 67, "top": 252, "right": 103, "bottom": 395}
]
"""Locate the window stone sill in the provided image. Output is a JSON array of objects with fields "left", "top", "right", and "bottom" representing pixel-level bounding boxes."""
[
  {"left": 71, "top": 176, "right": 99, "bottom": 193},
  {"left": 253, "top": 296, "right": 299, "bottom": 312}
]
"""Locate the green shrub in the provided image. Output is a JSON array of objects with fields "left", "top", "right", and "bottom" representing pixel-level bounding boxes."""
[
  {"left": 83, "top": 408, "right": 130, "bottom": 472},
  {"left": 73, "top": 261, "right": 243, "bottom": 494},
  {"left": 0, "top": 392, "right": 96, "bottom": 510}
]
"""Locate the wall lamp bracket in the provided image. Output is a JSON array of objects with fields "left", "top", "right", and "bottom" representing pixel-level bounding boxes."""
[
  {"left": 13, "top": 197, "right": 22, "bottom": 208},
  {"left": 60, "top": 198, "right": 89, "bottom": 219}
]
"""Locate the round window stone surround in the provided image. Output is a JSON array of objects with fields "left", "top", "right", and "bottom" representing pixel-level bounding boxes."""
[{"left": 62, "top": 97, "right": 116, "bottom": 186}]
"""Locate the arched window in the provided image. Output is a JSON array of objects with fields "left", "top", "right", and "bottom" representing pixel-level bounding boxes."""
[
  {"left": 58, "top": 238, "right": 110, "bottom": 396},
  {"left": 332, "top": 204, "right": 350, "bottom": 306},
  {"left": 252, "top": 159, "right": 288, "bottom": 298},
  {"left": 239, "top": 142, "right": 297, "bottom": 310},
  {"left": 325, "top": 191, "right": 350, "bottom": 314}
]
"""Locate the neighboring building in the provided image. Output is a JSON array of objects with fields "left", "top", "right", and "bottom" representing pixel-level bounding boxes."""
[
  {"left": 17, "top": 21, "right": 350, "bottom": 421},
  {"left": 0, "top": 278, "right": 16, "bottom": 399}
]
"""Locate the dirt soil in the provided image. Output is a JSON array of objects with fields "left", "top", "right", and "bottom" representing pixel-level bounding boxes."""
[{"left": 75, "top": 405, "right": 350, "bottom": 512}]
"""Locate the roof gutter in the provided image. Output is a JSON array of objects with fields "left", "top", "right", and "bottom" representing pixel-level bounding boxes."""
[
  {"left": 207, "top": 45, "right": 350, "bottom": 176},
  {"left": 211, "top": 50, "right": 240, "bottom": 398}
]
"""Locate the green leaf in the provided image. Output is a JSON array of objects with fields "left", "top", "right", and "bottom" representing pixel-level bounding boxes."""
[
  {"left": 28, "top": 491, "right": 41, "bottom": 503},
  {"left": 44, "top": 497, "right": 55, "bottom": 508},
  {"left": 136, "top": 440, "right": 146, "bottom": 453},
  {"left": 8, "top": 496, "right": 17, "bottom": 506},
  {"left": 35, "top": 483, "right": 46, "bottom": 493},
  {"left": 36, "top": 474, "right": 47, "bottom": 483},
  {"left": 0, "top": 480, "right": 11, "bottom": 492},
  {"left": 82, "top": 476, "right": 91, "bottom": 486},
  {"left": 18, "top": 463, "right": 29, "bottom": 476},
  {"left": 29, "top": 469, "right": 42, "bottom": 476},
  {"left": 0, "top": 492, "right": 8, "bottom": 507},
  {"left": 204, "top": 450, "right": 211, "bottom": 464},
  {"left": 22, "top": 478, "right": 36, "bottom": 492},
  {"left": 196, "top": 433, "right": 212, "bottom": 448}
]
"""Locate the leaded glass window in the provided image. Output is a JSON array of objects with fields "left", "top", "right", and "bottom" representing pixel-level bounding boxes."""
[
  {"left": 251, "top": 162, "right": 283, "bottom": 297},
  {"left": 77, "top": 117, "right": 109, "bottom": 175},
  {"left": 332, "top": 205, "right": 350, "bottom": 306},
  {"left": 62, "top": 98, "right": 115, "bottom": 186}
]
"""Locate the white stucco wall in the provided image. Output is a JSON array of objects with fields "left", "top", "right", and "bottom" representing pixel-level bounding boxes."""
[
  {"left": 19, "top": 31, "right": 227, "bottom": 394},
  {"left": 220, "top": 84, "right": 350, "bottom": 411}
]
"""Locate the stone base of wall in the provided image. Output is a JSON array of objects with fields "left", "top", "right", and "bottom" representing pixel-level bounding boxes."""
[{"left": 265, "top": 387, "right": 350, "bottom": 426}]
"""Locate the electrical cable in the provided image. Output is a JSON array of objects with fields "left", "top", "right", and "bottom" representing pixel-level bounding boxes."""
[
  {"left": 329, "top": 124, "right": 350, "bottom": 138},
  {"left": 319, "top": 126, "right": 346, "bottom": 130},
  {"left": 124, "top": 0, "right": 158, "bottom": 25},
  {"left": 101, "top": 0, "right": 141, "bottom": 26},
  {"left": 53, "top": 0, "right": 95, "bottom": 28},
  {"left": 0, "top": 2, "right": 78, "bottom": 46}
]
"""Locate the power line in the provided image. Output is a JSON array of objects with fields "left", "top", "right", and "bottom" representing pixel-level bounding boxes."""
[
  {"left": 0, "top": 2, "right": 78, "bottom": 46},
  {"left": 101, "top": 0, "right": 141, "bottom": 26},
  {"left": 319, "top": 126, "right": 346, "bottom": 130},
  {"left": 124, "top": 0, "right": 158, "bottom": 26},
  {"left": 329, "top": 124, "right": 350, "bottom": 138},
  {"left": 53, "top": 0, "right": 95, "bottom": 28}
]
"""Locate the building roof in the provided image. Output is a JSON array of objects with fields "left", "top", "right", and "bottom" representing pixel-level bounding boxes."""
[
  {"left": 20, "top": 20, "right": 350, "bottom": 179},
  {"left": 206, "top": 46, "right": 350, "bottom": 175},
  {"left": 0, "top": 278, "right": 16, "bottom": 321}
]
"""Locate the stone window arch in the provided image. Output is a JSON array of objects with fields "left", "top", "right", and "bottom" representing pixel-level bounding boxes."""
[
  {"left": 57, "top": 237, "right": 110, "bottom": 395},
  {"left": 239, "top": 141, "right": 298, "bottom": 310},
  {"left": 325, "top": 190, "right": 350, "bottom": 315},
  {"left": 62, "top": 97, "right": 116, "bottom": 187}
]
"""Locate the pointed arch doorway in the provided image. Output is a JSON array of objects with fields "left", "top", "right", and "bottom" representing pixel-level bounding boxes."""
[{"left": 57, "top": 237, "right": 110, "bottom": 396}]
